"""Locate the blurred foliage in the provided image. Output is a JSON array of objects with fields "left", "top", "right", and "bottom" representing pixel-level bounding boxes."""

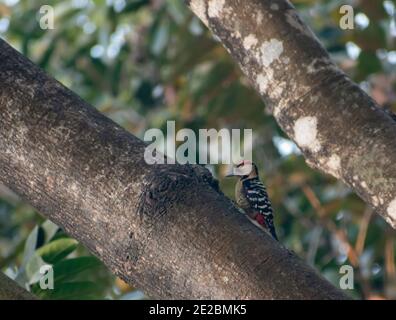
[
  {"left": 10, "top": 220, "right": 112, "bottom": 299},
  {"left": 0, "top": 0, "right": 395, "bottom": 299}
]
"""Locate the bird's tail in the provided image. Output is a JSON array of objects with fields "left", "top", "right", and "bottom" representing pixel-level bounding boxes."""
[
  {"left": 254, "top": 213, "right": 278, "bottom": 241},
  {"left": 269, "top": 226, "right": 278, "bottom": 241}
]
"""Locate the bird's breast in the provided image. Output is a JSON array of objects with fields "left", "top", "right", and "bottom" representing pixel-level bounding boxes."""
[{"left": 235, "top": 179, "right": 250, "bottom": 211}]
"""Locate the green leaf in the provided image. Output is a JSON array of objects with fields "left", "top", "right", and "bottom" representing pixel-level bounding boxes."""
[
  {"left": 357, "top": 51, "right": 382, "bottom": 80},
  {"left": 26, "top": 253, "right": 47, "bottom": 285},
  {"left": 21, "top": 226, "right": 39, "bottom": 267},
  {"left": 40, "top": 220, "right": 60, "bottom": 243},
  {"left": 53, "top": 257, "right": 102, "bottom": 284},
  {"left": 150, "top": 12, "right": 170, "bottom": 56},
  {"left": 36, "top": 238, "right": 78, "bottom": 264},
  {"left": 36, "top": 281, "right": 102, "bottom": 300},
  {"left": 15, "top": 225, "right": 40, "bottom": 285},
  {"left": 121, "top": 0, "right": 149, "bottom": 13}
]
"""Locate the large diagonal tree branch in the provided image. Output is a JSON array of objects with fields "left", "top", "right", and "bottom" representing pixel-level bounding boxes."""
[
  {"left": 186, "top": 0, "right": 396, "bottom": 229},
  {"left": 0, "top": 39, "right": 348, "bottom": 299},
  {"left": 0, "top": 272, "right": 37, "bottom": 300}
]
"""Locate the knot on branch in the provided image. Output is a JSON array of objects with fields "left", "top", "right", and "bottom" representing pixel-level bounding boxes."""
[
  {"left": 190, "top": 164, "right": 222, "bottom": 194},
  {"left": 137, "top": 164, "right": 222, "bottom": 220}
]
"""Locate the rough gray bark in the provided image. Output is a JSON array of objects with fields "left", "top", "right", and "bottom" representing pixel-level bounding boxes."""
[
  {"left": 0, "top": 272, "right": 37, "bottom": 300},
  {"left": 186, "top": 0, "right": 396, "bottom": 229},
  {"left": 0, "top": 39, "right": 348, "bottom": 299}
]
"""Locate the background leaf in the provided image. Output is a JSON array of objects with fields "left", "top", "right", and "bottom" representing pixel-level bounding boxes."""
[{"left": 36, "top": 238, "right": 78, "bottom": 264}]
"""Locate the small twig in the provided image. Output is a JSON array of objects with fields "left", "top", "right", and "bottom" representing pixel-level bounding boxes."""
[
  {"left": 385, "top": 237, "right": 395, "bottom": 280},
  {"left": 302, "top": 185, "right": 374, "bottom": 298},
  {"left": 355, "top": 208, "right": 373, "bottom": 256},
  {"left": 302, "top": 185, "right": 359, "bottom": 266}
]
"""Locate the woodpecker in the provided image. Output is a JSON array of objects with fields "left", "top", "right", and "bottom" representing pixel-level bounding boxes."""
[{"left": 227, "top": 160, "right": 278, "bottom": 240}]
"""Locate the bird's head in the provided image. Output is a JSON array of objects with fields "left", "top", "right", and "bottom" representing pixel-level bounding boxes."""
[{"left": 226, "top": 160, "right": 258, "bottom": 179}]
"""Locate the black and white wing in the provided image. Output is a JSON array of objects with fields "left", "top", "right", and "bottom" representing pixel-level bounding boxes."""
[{"left": 242, "top": 178, "right": 278, "bottom": 240}]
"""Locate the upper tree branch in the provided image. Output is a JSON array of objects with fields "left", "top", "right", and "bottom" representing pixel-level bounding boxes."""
[
  {"left": 0, "top": 39, "right": 348, "bottom": 299},
  {"left": 186, "top": 0, "right": 396, "bottom": 229}
]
